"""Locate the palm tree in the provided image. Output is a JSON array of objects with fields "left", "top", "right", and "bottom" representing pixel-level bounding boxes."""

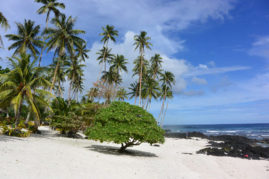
[
  {"left": 158, "top": 71, "right": 175, "bottom": 126},
  {"left": 43, "top": 15, "right": 85, "bottom": 92},
  {"left": 75, "top": 42, "right": 89, "bottom": 62},
  {"left": 110, "top": 54, "right": 128, "bottom": 75},
  {"left": 96, "top": 47, "right": 114, "bottom": 72},
  {"left": 150, "top": 54, "right": 163, "bottom": 79},
  {"left": 87, "top": 87, "right": 99, "bottom": 102},
  {"left": 5, "top": 20, "right": 43, "bottom": 57},
  {"left": 160, "top": 89, "right": 173, "bottom": 126},
  {"left": 116, "top": 88, "right": 128, "bottom": 101},
  {"left": 128, "top": 82, "right": 139, "bottom": 104},
  {"left": 132, "top": 55, "right": 149, "bottom": 105},
  {"left": 100, "top": 25, "right": 118, "bottom": 47},
  {"left": 35, "top": 0, "right": 65, "bottom": 28},
  {"left": 134, "top": 31, "right": 152, "bottom": 106},
  {"left": 144, "top": 76, "right": 160, "bottom": 110},
  {"left": 0, "top": 12, "right": 10, "bottom": 48},
  {"left": 0, "top": 53, "right": 52, "bottom": 127},
  {"left": 66, "top": 56, "right": 85, "bottom": 101},
  {"left": 48, "top": 55, "right": 68, "bottom": 97}
]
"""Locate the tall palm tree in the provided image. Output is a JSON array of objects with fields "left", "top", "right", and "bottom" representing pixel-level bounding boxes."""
[
  {"left": 96, "top": 47, "right": 114, "bottom": 72},
  {"left": 134, "top": 31, "right": 152, "bottom": 106},
  {"left": 158, "top": 71, "right": 175, "bottom": 126},
  {"left": 5, "top": 20, "right": 43, "bottom": 57},
  {"left": 0, "top": 12, "right": 10, "bottom": 48},
  {"left": 116, "top": 88, "right": 128, "bottom": 101},
  {"left": 132, "top": 55, "right": 149, "bottom": 105},
  {"left": 35, "top": 0, "right": 65, "bottom": 28},
  {"left": 100, "top": 25, "right": 118, "bottom": 47},
  {"left": 110, "top": 54, "right": 128, "bottom": 75},
  {"left": 43, "top": 15, "right": 85, "bottom": 92},
  {"left": 150, "top": 54, "right": 163, "bottom": 79},
  {"left": 0, "top": 53, "right": 52, "bottom": 127}
]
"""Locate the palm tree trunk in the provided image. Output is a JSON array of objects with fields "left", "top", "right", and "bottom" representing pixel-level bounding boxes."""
[
  {"left": 158, "top": 92, "right": 166, "bottom": 125},
  {"left": 161, "top": 101, "right": 169, "bottom": 127},
  {"left": 50, "top": 58, "right": 60, "bottom": 92},
  {"left": 134, "top": 81, "right": 139, "bottom": 105},
  {"left": 38, "top": 46, "right": 45, "bottom": 67},
  {"left": 138, "top": 49, "right": 144, "bottom": 106},
  {"left": 15, "top": 101, "right": 23, "bottom": 128}
]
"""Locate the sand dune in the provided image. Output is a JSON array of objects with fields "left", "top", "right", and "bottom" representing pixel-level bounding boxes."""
[{"left": 0, "top": 127, "right": 268, "bottom": 179}]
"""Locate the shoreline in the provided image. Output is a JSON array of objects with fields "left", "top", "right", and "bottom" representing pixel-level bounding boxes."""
[{"left": 0, "top": 128, "right": 269, "bottom": 178}]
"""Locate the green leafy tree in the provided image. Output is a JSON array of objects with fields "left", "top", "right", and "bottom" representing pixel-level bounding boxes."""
[
  {"left": 85, "top": 101, "right": 164, "bottom": 152},
  {"left": 133, "top": 31, "right": 152, "bottom": 106},
  {"left": 5, "top": 20, "right": 43, "bottom": 57},
  {"left": 0, "top": 53, "right": 52, "bottom": 127},
  {"left": 0, "top": 12, "right": 10, "bottom": 48}
]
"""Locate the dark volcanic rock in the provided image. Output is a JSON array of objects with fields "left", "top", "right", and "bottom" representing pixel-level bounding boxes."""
[{"left": 165, "top": 131, "right": 269, "bottom": 160}]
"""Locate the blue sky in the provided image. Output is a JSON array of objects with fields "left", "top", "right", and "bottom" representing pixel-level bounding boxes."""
[{"left": 0, "top": 0, "right": 269, "bottom": 124}]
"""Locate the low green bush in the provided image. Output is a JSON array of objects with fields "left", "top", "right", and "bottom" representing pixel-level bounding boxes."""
[{"left": 85, "top": 101, "right": 165, "bottom": 152}]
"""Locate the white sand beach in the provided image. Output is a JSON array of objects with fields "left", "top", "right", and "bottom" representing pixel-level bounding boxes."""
[{"left": 0, "top": 127, "right": 268, "bottom": 179}]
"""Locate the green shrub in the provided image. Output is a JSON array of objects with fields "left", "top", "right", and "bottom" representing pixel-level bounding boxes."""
[
  {"left": 50, "top": 97, "right": 102, "bottom": 137},
  {"left": 85, "top": 101, "right": 165, "bottom": 152},
  {"left": 2, "top": 126, "right": 31, "bottom": 137}
]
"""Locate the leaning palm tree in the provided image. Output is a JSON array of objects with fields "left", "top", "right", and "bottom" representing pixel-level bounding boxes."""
[
  {"left": 5, "top": 20, "right": 43, "bottom": 57},
  {"left": 47, "top": 55, "right": 68, "bottom": 97},
  {"left": 100, "top": 25, "right": 118, "bottom": 47},
  {"left": 158, "top": 71, "right": 175, "bottom": 126},
  {"left": 96, "top": 47, "right": 114, "bottom": 72},
  {"left": 133, "top": 31, "right": 152, "bottom": 106},
  {"left": 0, "top": 53, "right": 52, "bottom": 127},
  {"left": 116, "top": 88, "right": 128, "bottom": 101},
  {"left": 43, "top": 15, "right": 85, "bottom": 92},
  {"left": 35, "top": 0, "right": 65, "bottom": 28},
  {"left": 0, "top": 12, "right": 10, "bottom": 48},
  {"left": 160, "top": 89, "right": 173, "bottom": 126}
]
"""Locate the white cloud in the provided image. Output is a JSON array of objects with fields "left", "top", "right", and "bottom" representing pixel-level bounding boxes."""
[
  {"left": 0, "top": 0, "right": 236, "bottom": 59},
  {"left": 192, "top": 77, "right": 207, "bottom": 85},
  {"left": 249, "top": 36, "right": 269, "bottom": 60}
]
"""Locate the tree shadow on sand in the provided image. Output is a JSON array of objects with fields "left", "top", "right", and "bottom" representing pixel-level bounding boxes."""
[
  {"left": 0, "top": 135, "right": 24, "bottom": 142},
  {"left": 85, "top": 145, "right": 157, "bottom": 157}
]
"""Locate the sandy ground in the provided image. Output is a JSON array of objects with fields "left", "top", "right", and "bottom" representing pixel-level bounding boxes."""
[{"left": 0, "top": 127, "right": 269, "bottom": 179}]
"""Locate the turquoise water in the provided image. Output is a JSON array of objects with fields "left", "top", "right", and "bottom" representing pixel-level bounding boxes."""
[{"left": 163, "top": 123, "right": 269, "bottom": 139}]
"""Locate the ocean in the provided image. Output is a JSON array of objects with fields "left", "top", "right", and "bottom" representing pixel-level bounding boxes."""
[{"left": 163, "top": 123, "right": 269, "bottom": 140}]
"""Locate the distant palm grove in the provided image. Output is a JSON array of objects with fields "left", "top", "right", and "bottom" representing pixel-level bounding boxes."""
[{"left": 0, "top": 0, "right": 175, "bottom": 137}]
